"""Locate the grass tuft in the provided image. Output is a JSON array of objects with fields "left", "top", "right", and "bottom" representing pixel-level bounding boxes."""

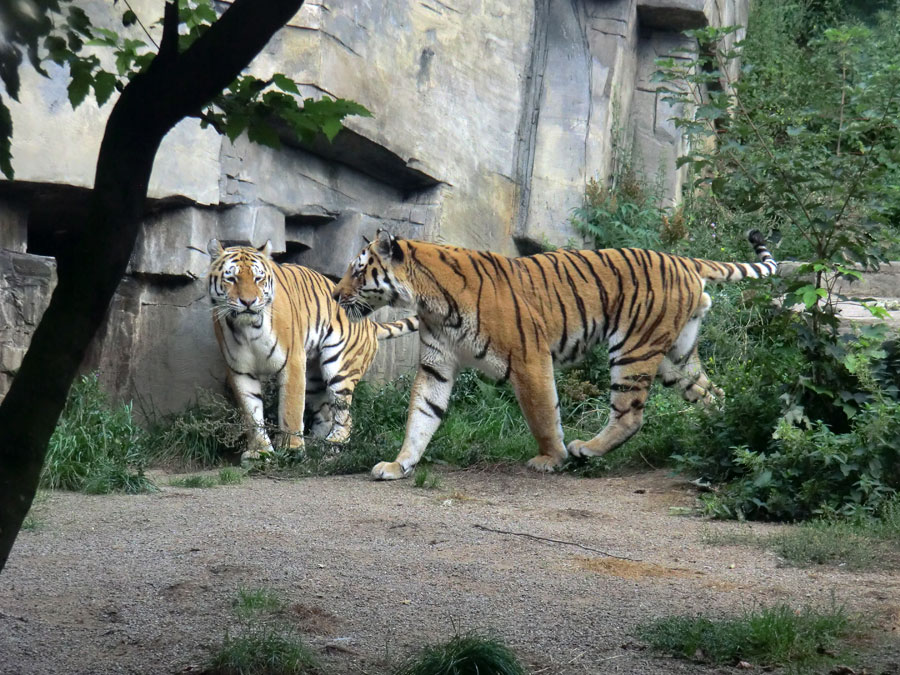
[
  {"left": 208, "top": 588, "right": 318, "bottom": 674},
  {"left": 639, "top": 602, "right": 856, "bottom": 669},
  {"left": 413, "top": 467, "right": 441, "bottom": 489},
  {"left": 392, "top": 633, "right": 527, "bottom": 675},
  {"left": 207, "top": 627, "right": 319, "bottom": 675},
  {"left": 167, "top": 474, "right": 218, "bottom": 489},
  {"left": 234, "top": 587, "right": 285, "bottom": 618},
  {"left": 218, "top": 467, "right": 246, "bottom": 485}
]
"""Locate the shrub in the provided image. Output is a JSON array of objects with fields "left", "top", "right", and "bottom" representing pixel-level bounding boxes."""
[{"left": 43, "top": 374, "right": 154, "bottom": 494}]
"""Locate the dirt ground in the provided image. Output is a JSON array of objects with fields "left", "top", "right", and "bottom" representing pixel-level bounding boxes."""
[{"left": 1, "top": 467, "right": 898, "bottom": 675}]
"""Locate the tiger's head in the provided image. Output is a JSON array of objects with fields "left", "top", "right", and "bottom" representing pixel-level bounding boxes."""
[
  {"left": 333, "top": 229, "right": 413, "bottom": 319},
  {"left": 207, "top": 239, "right": 275, "bottom": 326}
]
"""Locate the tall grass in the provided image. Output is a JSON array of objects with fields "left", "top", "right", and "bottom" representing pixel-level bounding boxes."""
[{"left": 43, "top": 374, "right": 154, "bottom": 494}]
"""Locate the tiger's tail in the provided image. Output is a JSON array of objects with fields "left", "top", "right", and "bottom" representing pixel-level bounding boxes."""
[
  {"left": 373, "top": 316, "right": 419, "bottom": 340},
  {"left": 697, "top": 230, "right": 778, "bottom": 283}
]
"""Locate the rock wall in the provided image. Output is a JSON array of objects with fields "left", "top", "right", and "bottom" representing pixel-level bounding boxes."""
[{"left": 0, "top": 0, "right": 748, "bottom": 413}]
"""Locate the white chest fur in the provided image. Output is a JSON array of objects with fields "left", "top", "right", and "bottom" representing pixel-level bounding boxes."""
[{"left": 216, "top": 310, "right": 286, "bottom": 376}]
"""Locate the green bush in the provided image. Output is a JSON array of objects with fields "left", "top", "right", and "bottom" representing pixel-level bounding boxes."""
[
  {"left": 43, "top": 374, "right": 154, "bottom": 494},
  {"left": 698, "top": 399, "right": 899, "bottom": 521}
]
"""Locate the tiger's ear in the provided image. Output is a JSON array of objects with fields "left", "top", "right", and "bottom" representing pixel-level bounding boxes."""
[
  {"left": 375, "top": 229, "right": 404, "bottom": 263},
  {"left": 207, "top": 238, "right": 224, "bottom": 258},
  {"left": 257, "top": 240, "right": 272, "bottom": 258},
  {"left": 375, "top": 229, "right": 393, "bottom": 257}
]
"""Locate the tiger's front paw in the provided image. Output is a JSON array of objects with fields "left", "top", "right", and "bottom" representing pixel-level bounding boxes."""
[
  {"left": 567, "top": 439, "right": 597, "bottom": 459},
  {"left": 371, "top": 461, "right": 410, "bottom": 481},
  {"left": 526, "top": 455, "right": 563, "bottom": 472}
]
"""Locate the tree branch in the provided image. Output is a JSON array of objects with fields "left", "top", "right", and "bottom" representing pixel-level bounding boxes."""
[{"left": 473, "top": 524, "right": 640, "bottom": 561}]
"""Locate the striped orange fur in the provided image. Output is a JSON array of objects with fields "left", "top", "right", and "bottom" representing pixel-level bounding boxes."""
[
  {"left": 333, "top": 230, "right": 777, "bottom": 479},
  {"left": 208, "top": 239, "right": 417, "bottom": 460}
]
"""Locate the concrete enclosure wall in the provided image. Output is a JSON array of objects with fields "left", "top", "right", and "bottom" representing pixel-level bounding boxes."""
[{"left": 0, "top": 0, "right": 748, "bottom": 413}]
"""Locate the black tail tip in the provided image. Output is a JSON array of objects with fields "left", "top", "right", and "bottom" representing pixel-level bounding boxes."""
[{"left": 747, "top": 230, "right": 766, "bottom": 246}]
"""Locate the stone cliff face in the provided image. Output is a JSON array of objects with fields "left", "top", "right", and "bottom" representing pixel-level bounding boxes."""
[{"left": 0, "top": 0, "right": 747, "bottom": 412}]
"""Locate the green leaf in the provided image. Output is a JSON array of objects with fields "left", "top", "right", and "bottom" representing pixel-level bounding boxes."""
[
  {"left": 753, "top": 469, "right": 773, "bottom": 488},
  {"left": 67, "top": 60, "right": 94, "bottom": 109},
  {"left": 320, "top": 118, "right": 343, "bottom": 142},
  {"left": 194, "top": 2, "right": 218, "bottom": 23},
  {"left": 122, "top": 10, "right": 137, "bottom": 27},
  {"left": 272, "top": 74, "right": 300, "bottom": 95},
  {"left": 224, "top": 113, "right": 249, "bottom": 142},
  {"left": 92, "top": 71, "right": 118, "bottom": 106},
  {"left": 246, "top": 119, "right": 281, "bottom": 148}
]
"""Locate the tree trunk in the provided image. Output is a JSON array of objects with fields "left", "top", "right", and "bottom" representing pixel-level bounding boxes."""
[{"left": 0, "top": 0, "right": 306, "bottom": 573}]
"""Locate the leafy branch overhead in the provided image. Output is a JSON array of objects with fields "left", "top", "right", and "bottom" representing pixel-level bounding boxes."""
[{"left": 0, "top": 0, "right": 370, "bottom": 179}]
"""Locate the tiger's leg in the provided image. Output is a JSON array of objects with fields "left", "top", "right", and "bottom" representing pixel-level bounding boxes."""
[
  {"left": 371, "top": 358, "right": 458, "bottom": 480},
  {"left": 567, "top": 353, "right": 665, "bottom": 458},
  {"left": 228, "top": 371, "right": 274, "bottom": 461},
  {"left": 276, "top": 353, "right": 307, "bottom": 452},
  {"left": 658, "top": 347, "right": 723, "bottom": 405},
  {"left": 318, "top": 354, "right": 366, "bottom": 444},
  {"left": 305, "top": 362, "right": 334, "bottom": 438},
  {"left": 510, "top": 354, "right": 568, "bottom": 472},
  {"left": 658, "top": 292, "right": 723, "bottom": 405}
]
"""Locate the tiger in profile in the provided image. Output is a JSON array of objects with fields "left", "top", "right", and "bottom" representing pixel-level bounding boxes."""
[
  {"left": 332, "top": 230, "right": 777, "bottom": 480},
  {"left": 207, "top": 239, "right": 418, "bottom": 461}
]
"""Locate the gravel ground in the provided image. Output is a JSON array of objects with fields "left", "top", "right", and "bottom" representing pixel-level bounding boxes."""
[{"left": 1, "top": 467, "right": 898, "bottom": 675}]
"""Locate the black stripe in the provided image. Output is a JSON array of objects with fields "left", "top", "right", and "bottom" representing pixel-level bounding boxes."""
[
  {"left": 421, "top": 364, "right": 448, "bottom": 383},
  {"left": 425, "top": 398, "right": 446, "bottom": 419}
]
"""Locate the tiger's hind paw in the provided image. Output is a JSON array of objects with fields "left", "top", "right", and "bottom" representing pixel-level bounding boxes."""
[
  {"left": 371, "top": 461, "right": 410, "bottom": 481},
  {"left": 325, "top": 427, "right": 351, "bottom": 444}
]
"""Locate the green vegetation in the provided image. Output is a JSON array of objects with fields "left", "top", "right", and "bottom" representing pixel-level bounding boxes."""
[
  {"left": 218, "top": 467, "right": 246, "bottom": 485},
  {"left": 208, "top": 629, "right": 319, "bottom": 675},
  {"left": 639, "top": 602, "right": 857, "bottom": 670},
  {"left": 413, "top": 467, "right": 441, "bottom": 489},
  {"left": 167, "top": 474, "right": 218, "bottom": 489},
  {"left": 42, "top": 374, "right": 154, "bottom": 494},
  {"left": 704, "top": 497, "right": 900, "bottom": 569},
  {"left": 143, "top": 390, "right": 246, "bottom": 469},
  {"left": 234, "top": 587, "right": 285, "bottom": 618},
  {"left": 208, "top": 588, "right": 318, "bottom": 675},
  {"left": 393, "top": 633, "right": 527, "bottom": 675}
]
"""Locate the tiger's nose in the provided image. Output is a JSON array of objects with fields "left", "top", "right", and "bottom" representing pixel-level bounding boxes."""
[{"left": 240, "top": 298, "right": 254, "bottom": 308}]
